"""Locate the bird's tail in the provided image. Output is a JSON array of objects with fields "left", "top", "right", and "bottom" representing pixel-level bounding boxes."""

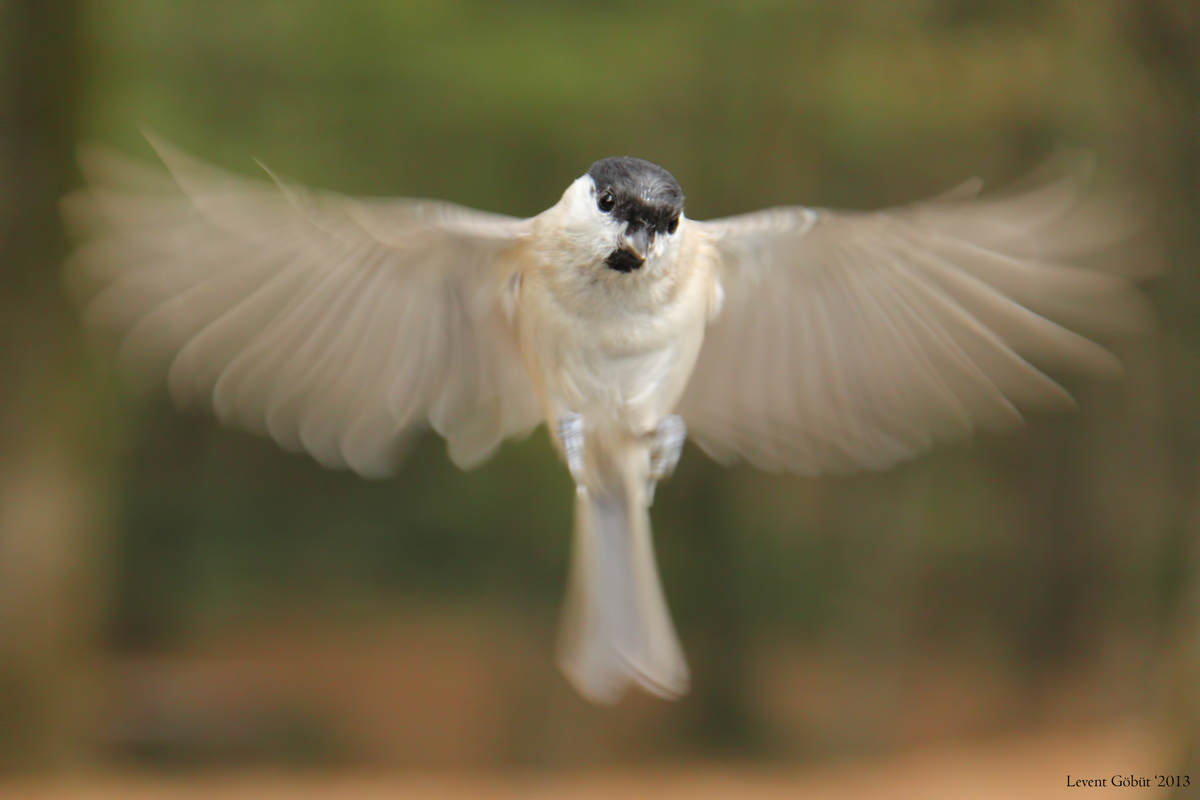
[{"left": 556, "top": 451, "right": 688, "bottom": 704}]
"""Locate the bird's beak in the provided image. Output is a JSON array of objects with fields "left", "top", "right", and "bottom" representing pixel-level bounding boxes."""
[{"left": 619, "top": 226, "right": 653, "bottom": 261}]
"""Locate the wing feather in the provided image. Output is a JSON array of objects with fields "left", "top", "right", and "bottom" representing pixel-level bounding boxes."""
[
  {"left": 681, "top": 167, "right": 1157, "bottom": 474},
  {"left": 63, "top": 137, "right": 543, "bottom": 477}
]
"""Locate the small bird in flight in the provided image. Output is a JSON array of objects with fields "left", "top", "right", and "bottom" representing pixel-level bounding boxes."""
[{"left": 63, "top": 135, "right": 1154, "bottom": 704}]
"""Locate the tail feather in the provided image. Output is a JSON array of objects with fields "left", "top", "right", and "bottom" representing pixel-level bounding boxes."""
[{"left": 557, "top": 479, "right": 689, "bottom": 704}]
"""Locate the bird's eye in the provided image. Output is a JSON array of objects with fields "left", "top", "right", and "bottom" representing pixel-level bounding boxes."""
[
  {"left": 598, "top": 190, "right": 616, "bottom": 213},
  {"left": 667, "top": 214, "right": 680, "bottom": 234}
]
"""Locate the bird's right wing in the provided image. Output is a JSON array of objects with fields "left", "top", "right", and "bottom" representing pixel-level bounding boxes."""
[
  {"left": 679, "top": 166, "right": 1158, "bottom": 475},
  {"left": 62, "top": 136, "right": 543, "bottom": 477}
]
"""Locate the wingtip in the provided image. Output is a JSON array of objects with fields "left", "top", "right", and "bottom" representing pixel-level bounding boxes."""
[
  {"left": 138, "top": 126, "right": 195, "bottom": 177},
  {"left": 1008, "top": 148, "right": 1099, "bottom": 201},
  {"left": 74, "top": 138, "right": 179, "bottom": 194},
  {"left": 249, "top": 156, "right": 298, "bottom": 198},
  {"left": 137, "top": 123, "right": 176, "bottom": 164},
  {"left": 1032, "top": 147, "right": 1097, "bottom": 185}
]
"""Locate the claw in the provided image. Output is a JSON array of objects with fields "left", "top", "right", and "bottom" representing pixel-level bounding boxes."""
[
  {"left": 557, "top": 412, "right": 587, "bottom": 496},
  {"left": 646, "top": 415, "right": 686, "bottom": 505},
  {"left": 649, "top": 415, "right": 686, "bottom": 481}
]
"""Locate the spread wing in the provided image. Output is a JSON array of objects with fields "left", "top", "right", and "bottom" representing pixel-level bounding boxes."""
[
  {"left": 62, "top": 136, "right": 542, "bottom": 477},
  {"left": 679, "top": 167, "right": 1157, "bottom": 475}
]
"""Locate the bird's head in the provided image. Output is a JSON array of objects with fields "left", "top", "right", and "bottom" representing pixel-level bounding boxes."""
[{"left": 554, "top": 157, "right": 685, "bottom": 278}]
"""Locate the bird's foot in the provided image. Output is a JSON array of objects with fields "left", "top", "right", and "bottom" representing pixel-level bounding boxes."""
[
  {"left": 557, "top": 412, "right": 588, "bottom": 497},
  {"left": 646, "top": 415, "right": 686, "bottom": 505}
]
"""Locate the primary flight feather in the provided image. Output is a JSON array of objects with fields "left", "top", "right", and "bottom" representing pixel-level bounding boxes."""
[{"left": 62, "top": 135, "right": 1155, "bottom": 704}]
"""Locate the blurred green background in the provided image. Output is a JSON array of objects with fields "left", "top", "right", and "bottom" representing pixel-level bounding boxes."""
[{"left": 1, "top": 0, "right": 1198, "bottom": 778}]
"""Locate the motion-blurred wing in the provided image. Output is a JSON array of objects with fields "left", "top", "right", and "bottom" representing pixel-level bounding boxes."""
[
  {"left": 679, "top": 167, "right": 1156, "bottom": 475},
  {"left": 62, "top": 136, "right": 542, "bottom": 477}
]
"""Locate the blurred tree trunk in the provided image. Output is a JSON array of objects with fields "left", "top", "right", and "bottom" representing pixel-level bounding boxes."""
[
  {"left": 1123, "top": 0, "right": 1200, "bottom": 795},
  {"left": 0, "top": 0, "right": 116, "bottom": 771}
]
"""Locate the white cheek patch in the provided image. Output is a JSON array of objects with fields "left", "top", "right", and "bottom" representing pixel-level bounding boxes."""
[
  {"left": 572, "top": 177, "right": 624, "bottom": 239},
  {"left": 556, "top": 176, "right": 624, "bottom": 266}
]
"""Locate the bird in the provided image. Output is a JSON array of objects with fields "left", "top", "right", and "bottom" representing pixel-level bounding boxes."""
[{"left": 61, "top": 134, "right": 1156, "bottom": 705}]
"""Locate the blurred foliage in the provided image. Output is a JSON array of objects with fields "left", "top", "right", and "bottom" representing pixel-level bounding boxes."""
[{"left": 3, "top": 0, "right": 1198, "bottom": 770}]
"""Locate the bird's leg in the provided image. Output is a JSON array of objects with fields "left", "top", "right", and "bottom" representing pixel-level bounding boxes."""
[
  {"left": 557, "top": 412, "right": 588, "bottom": 497},
  {"left": 649, "top": 415, "right": 687, "bottom": 480},
  {"left": 645, "top": 415, "right": 686, "bottom": 505}
]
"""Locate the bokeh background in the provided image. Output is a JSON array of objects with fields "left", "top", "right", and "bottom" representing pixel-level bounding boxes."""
[{"left": 2, "top": 1, "right": 1199, "bottom": 796}]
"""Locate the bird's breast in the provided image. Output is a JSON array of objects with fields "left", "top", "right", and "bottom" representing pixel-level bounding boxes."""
[{"left": 517, "top": 265, "right": 710, "bottom": 435}]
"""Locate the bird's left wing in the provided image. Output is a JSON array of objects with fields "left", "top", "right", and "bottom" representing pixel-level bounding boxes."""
[
  {"left": 62, "top": 136, "right": 542, "bottom": 476},
  {"left": 678, "top": 169, "right": 1157, "bottom": 475}
]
